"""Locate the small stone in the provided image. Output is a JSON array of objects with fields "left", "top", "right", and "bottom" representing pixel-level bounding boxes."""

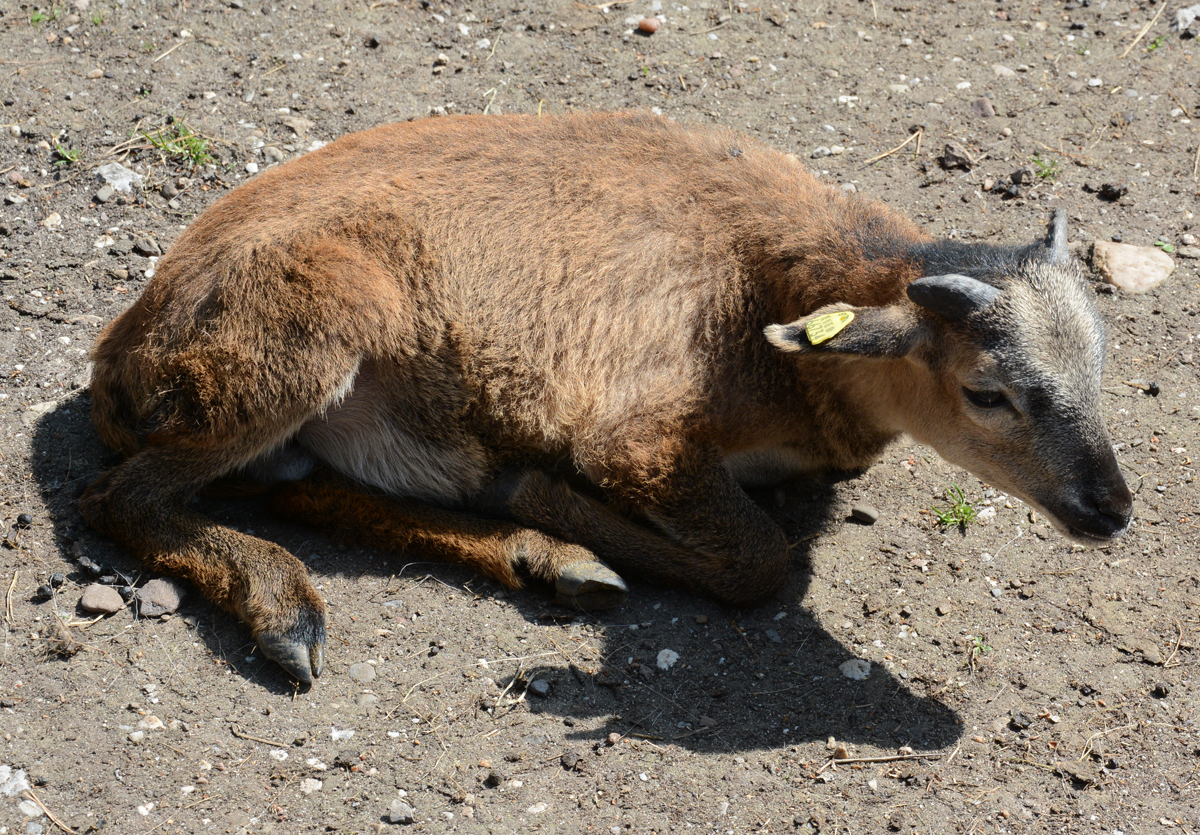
[
  {"left": 656, "top": 648, "right": 680, "bottom": 669},
  {"left": 936, "top": 603, "right": 953, "bottom": 616},
  {"left": 970, "top": 97, "right": 995, "bottom": 118},
  {"left": 348, "top": 662, "right": 377, "bottom": 684},
  {"left": 356, "top": 693, "right": 378, "bottom": 707},
  {"left": 16, "top": 513, "right": 33, "bottom": 528},
  {"left": 1177, "top": 246, "right": 1200, "bottom": 260},
  {"left": 990, "top": 587, "right": 1003, "bottom": 599},
  {"left": 637, "top": 17, "right": 660, "bottom": 33},
  {"left": 49, "top": 573, "right": 64, "bottom": 588},
  {"left": 992, "top": 63, "right": 1016, "bottom": 78},
  {"left": 560, "top": 750, "right": 582, "bottom": 770},
  {"left": 698, "top": 715, "right": 717, "bottom": 727},
  {"left": 95, "top": 184, "right": 115, "bottom": 203},
  {"left": 160, "top": 183, "right": 178, "bottom": 199},
  {"left": 1182, "top": 233, "right": 1198, "bottom": 247},
  {"left": 1152, "top": 682, "right": 1171, "bottom": 698},
  {"left": 1009, "top": 709, "right": 1033, "bottom": 730},
  {"left": 832, "top": 742, "right": 850, "bottom": 759},
  {"left": 605, "top": 732, "right": 621, "bottom": 746},
  {"left": 34, "top": 584, "right": 53, "bottom": 601},
  {"left": 482, "top": 770, "right": 503, "bottom": 788},
  {"left": 863, "top": 595, "right": 884, "bottom": 615},
  {"left": 839, "top": 659, "right": 871, "bottom": 680},
  {"left": 694, "top": 614, "right": 708, "bottom": 625},
  {"left": 1092, "top": 240, "right": 1175, "bottom": 294},
  {"left": 86, "top": 68, "right": 104, "bottom": 79},
  {"left": 80, "top": 583, "right": 124, "bottom": 614},
  {"left": 128, "top": 730, "right": 145, "bottom": 743},
  {"left": 982, "top": 178, "right": 995, "bottom": 191},
  {"left": 386, "top": 799, "right": 415, "bottom": 824},
  {"left": 5, "top": 193, "right": 27, "bottom": 206},
  {"left": 527, "top": 679, "right": 551, "bottom": 698},
  {"left": 246, "top": 161, "right": 259, "bottom": 174},
  {"left": 263, "top": 146, "right": 285, "bottom": 163},
  {"left": 132, "top": 238, "right": 161, "bottom": 257},
  {"left": 138, "top": 715, "right": 164, "bottom": 730},
  {"left": 1000, "top": 127, "right": 1013, "bottom": 137},
  {"left": 134, "top": 577, "right": 185, "bottom": 616},
  {"left": 850, "top": 503, "right": 879, "bottom": 524},
  {"left": 1066, "top": 80, "right": 1085, "bottom": 94},
  {"left": 333, "top": 750, "right": 360, "bottom": 770},
  {"left": 938, "top": 142, "right": 974, "bottom": 171},
  {"left": 299, "top": 777, "right": 322, "bottom": 795},
  {"left": 40, "top": 212, "right": 62, "bottom": 229}
]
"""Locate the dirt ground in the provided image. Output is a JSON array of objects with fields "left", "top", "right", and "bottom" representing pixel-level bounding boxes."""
[{"left": 2, "top": 0, "right": 1199, "bottom": 832}]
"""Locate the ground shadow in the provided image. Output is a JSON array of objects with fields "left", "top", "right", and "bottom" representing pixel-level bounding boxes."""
[{"left": 30, "top": 389, "right": 962, "bottom": 749}]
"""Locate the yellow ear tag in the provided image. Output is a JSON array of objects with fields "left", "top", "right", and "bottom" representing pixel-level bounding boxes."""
[{"left": 805, "top": 311, "right": 855, "bottom": 346}]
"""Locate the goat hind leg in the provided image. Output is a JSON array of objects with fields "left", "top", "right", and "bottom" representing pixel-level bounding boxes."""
[
  {"left": 81, "top": 445, "right": 327, "bottom": 683},
  {"left": 269, "top": 477, "right": 628, "bottom": 610}
]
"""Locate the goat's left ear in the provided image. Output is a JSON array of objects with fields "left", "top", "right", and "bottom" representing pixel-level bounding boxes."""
[
  {"left": 765, "top": 303, "right": 922, "bottom": 358},
  {"left": 1044, "top": 208, "right": 1069, "bottom": 264}
]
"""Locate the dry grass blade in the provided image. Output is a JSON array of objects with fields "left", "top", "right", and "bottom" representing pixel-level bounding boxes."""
[
  {"left": 4, "top": 569, "right": 15, "bottom": 623},
  {"left": 231, "top": 725, "right": 286, "bottom": 747},
  {"left": 22, "top": 789, "right": 77, "bottom": 834},
  {"left": 863, "top": 129, "right": 922, "bottom": 166},
  {"left": 1120, "top": 2, "right": 1166, "bottom": 58}
]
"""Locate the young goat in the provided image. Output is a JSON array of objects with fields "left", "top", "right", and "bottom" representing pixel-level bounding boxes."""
[{"left": 81, "top": 111, "right": 1132, "bottom": 684}]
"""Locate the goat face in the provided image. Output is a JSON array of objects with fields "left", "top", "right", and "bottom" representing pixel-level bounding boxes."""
[{"left": 766, "top": 211, "right": 1133, "bottom": 543}]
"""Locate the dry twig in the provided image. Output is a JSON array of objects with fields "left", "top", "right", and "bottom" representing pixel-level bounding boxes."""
[
  {"left": 22, "top": 789, "right": 76, "bottom": 834},
  {"left": 4, "top": 569, "right": 15, "bottom": 623},
  {"left": 231, "top": 726, "right": 286, "bottom": 747},
  {"left": 862, "top": 129, "right": 922, "bottom": 166},
  {"left": 1120, "top": 2, "right": 1166, "bottom": 58}
]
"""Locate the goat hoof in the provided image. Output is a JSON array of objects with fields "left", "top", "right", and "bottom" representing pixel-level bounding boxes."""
[
  {"left": 555, "top": 562, "right": 629, "bottom": 611},
  {"left": 256, "top": 609, "right": 326, "bottom": 684}
]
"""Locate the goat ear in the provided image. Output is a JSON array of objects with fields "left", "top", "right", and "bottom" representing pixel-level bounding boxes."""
[
  {"left": 765, "top": 303, "right": 921, "bottom": 358},
  {"left": 906, "top": 274, "right": 1001, "bottom": 321},
  {"left": 1044, "top": 208, "right": 1069, "bottom": 264}
]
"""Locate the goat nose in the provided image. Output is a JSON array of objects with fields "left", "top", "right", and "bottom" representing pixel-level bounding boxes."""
[{"left": 1095, "top": 487, "right": 1133, "bottom": 528}]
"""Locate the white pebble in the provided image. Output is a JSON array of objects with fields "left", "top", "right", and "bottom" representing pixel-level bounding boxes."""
[
  {"left": 656, "top": 648, "right": 679, "bottom": 670},
  {"left": 245, "top": 162, "right": 259, "bottom": 174}
]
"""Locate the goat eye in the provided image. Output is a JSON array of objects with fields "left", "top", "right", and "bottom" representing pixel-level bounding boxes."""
[{"left": 963, "top": 387, "right": 1006, "bottom": 409}]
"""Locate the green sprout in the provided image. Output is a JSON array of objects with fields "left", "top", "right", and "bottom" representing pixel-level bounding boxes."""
[
  {"left": 932, "top": 484, "right": 979, "bottom": 530},
  {"left": 1146, "top": 36, "right": 1166, "bottom": 53},
  {"left": 1154, "top": 239, "right": 1176, "bottom": 254},
  {"left": 140, "top": 121, "right": 215, "bottom": 167},
  {"left": 51, "top": 139, "right": 81, "bottom": 167},
  {"left": 1030, "top": 152, "right": 1059, "bottom": 182}
]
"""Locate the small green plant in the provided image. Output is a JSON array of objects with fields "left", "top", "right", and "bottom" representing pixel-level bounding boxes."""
[
  {"left": 51, "top": 139, "right": 81, "bottom": 167},
  {"left": 932, "top": 484, "right": 979, "bottom": 530},
  {"left": 30, "top": 10, "right": 48, "bottom": 24},
  {"left": 141, "top": 121, "right": 214, "bottom": 167},
  {"left": 970, "top": 635, "right": 992, "bottom": 658},
  {"left": 1154, "top": 239, "right": 1176, "bottom": 254},
  {"left": 91, "top": 9, "right": 104, "bottom": 25},
  {"left": 1146, "top": 36, "right": 1166, "bottom": 53},
  {"left": 1030, "top": 152, "right": 1059, "bottom": 182}
]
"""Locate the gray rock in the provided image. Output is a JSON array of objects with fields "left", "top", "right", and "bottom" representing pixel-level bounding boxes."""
[
  {"left": 135, "top": 578, "right": 185, "bottom": 616},
  {"left": 263, "top": 146, "right": 286, "bottom": 163},
  {"left": 764, "top": 628, "right": 783, "bottom": 644},
  {"left": 160, "top": 183, "right": 178, "bottom": 199},
  {"left": 527, "top": 678, "right": 551, "bottom": 698},
  {"left": 133, "top": 238, "right": 162, "bottom": 257},
  {"left": 94, "top": 161, "right": 142, "bottom": 193},
  {"left": 348, "top": 662, "right": 377, "bottom": 684},
  {"left": 95, "top": 184, "right": 115, "bottom": 203},
  {"left": 970, "top": 97, "right": 995, "bottom": 118},
  {"left": 1176, "top": 246, "right": 1200, "bottom": 260},
  {"left": 850, "top": 503, "right": 880, "bottom": 524},
  {"left": 80, "top": 583, "right": 124, "bottom": 614},
  {"left": 386, "top": 799, "right": 415, "bottom": 824},
  {"left": 938, "top": 142, "right": 974, "bottom": 171}
]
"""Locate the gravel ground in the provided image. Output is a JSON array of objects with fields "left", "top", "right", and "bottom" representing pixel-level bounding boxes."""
[{"left": 2, "top": 0, "right": 1200, "bottom": 833}]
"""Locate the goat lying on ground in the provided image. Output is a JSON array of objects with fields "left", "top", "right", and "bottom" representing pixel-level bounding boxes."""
[{"left": 81, "top": 111, "right": 1132, "bottom": 684}]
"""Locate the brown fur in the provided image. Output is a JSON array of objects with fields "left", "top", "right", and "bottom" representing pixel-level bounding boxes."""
[{"left": 81, "top": 112, "right": 1130, "bottom": 683}]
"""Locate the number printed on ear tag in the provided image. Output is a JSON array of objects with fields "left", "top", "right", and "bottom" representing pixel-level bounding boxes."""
[{"left": 805, "top": 311, "right": 855, "bottom": 345}]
